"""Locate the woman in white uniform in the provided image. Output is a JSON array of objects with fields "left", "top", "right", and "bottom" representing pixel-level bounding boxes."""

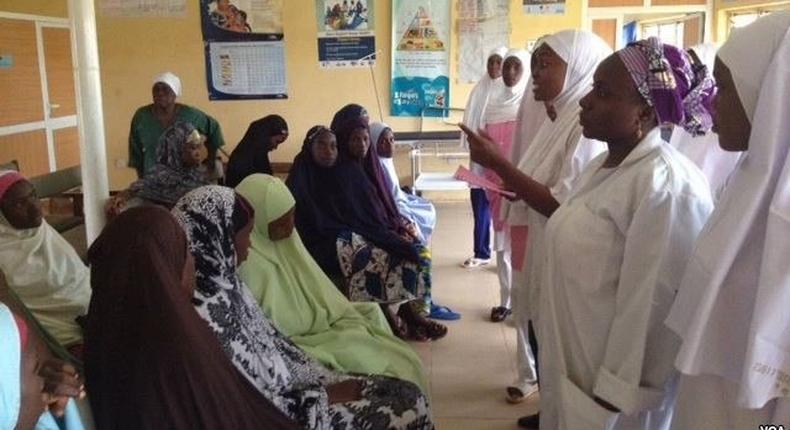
[
  {"left": 461, "top": 47, "right": 508, "bottom": 268},
  {"left": 464, "top": 37, "right": 716, "bottom": 429},
  {"left": 669, "top": 43, "right": 741, "bottom": 196},
  {"left": 479, "top": 49, "right": 530, "bottom": 324},
  {"left": 462, "top": 30, "right": 610, "bottom": 422},
  {"left": 666, "top": 11, "right": 790, "bottom": 428}
]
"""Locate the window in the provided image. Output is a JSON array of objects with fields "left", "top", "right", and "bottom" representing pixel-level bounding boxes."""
[
  {"left": 729, "top": 10, "right": 770, "bottom": 30},
  {"left": 727, "top": 5, "right": 790, "bottom": 36},
  {"left": 641, "top": 20, "right": 685, "bottom": 47}
]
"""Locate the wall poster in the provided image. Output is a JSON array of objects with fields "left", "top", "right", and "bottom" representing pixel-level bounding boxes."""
[
  {"left": 522, "top": 0, "right": 565, "bottom": 15},
  {"left": 200, "top": 0, "right": 288, "bottom": 100},
  {"left": 316, "top": 0, "right": 376, "bottom": 68},
  {"left": 458, "top": 0, "right": 510, "bottom": 83},
  {"left": 102, "top": 0, "right": 186, "bottom": 17},
  {"left": 391, "top": 0, "right": 450, "bottom": 117}
]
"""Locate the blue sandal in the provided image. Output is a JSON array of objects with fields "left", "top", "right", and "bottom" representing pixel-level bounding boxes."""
[{"left": 428, "top": 304, "right": 461, "bottom": 321}]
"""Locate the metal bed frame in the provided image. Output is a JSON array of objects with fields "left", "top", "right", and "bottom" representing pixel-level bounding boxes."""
[{"left": 392, "top": 106, "right": 469, "bottom": 193}]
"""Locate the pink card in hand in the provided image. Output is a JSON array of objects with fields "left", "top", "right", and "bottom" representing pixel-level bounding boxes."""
[{"left": 454, "top": 166, "right": 516, "bottom": 198}]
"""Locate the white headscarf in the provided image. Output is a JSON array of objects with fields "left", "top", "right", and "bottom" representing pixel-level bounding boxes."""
[
  {"left": 506, "top": 30, "right": 611, "bottom": 224},
  {"left": 0, "top": 179, "right": 90, "bottom": 347},
  {"left": 461, "top": 46, "right": 508, "bottom": 151},
  {"left": 670, "top": 43, "right": 741, "bottom": 195},
  {"left": 666, "top": 11, "right": 790, "bottom": 409},
  {"left": 0, "top": 303, "right": 87, "bottom": 430},
  {"left": 370, "top": 122, "right": 401, "bottom": 194},
  {"left": 153, "top": 71, "right": 182, "bottom": 97},
  {"left": 483, "top": 49, "right": 530, "bottom": 125},
  {"left": 689, "top": 43, "right": 718, "bottom": 70},
  {"left": 544, "top": 30, "right": 612, "bottom": 111},
  {"left": 718, "top": 16, "right": 788, "bottom": 124},
  {"left": 0, "top": 303, "right": 21, "bottom": 430}
]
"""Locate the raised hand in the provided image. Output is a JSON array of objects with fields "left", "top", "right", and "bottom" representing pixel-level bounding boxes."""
[{"left": 458, "top": 123, "right": 507, "bottom": 170}]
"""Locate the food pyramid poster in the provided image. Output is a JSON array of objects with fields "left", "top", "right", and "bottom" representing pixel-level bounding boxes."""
[
  {"left": 397, "top": 7, "right": 446, "bottom": 51},
  {"left": 391, "top": 1, "right": 450, "bottom": 117}
]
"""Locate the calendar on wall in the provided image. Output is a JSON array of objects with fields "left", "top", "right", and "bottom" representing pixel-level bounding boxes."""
[{"left": 199, "top": 0, "right": 288, "bottom": 100}]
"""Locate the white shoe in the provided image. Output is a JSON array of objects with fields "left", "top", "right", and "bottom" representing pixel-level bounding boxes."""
[
  {"left": 461, "top": 257, "right": 491, "bottom": 268},
  {"left": 506, "top": 381, "right": 539, "bottom": 404}
]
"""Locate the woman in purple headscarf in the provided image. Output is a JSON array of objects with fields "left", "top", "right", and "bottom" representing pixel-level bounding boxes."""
[
  {"left": 463, "top": 37, "right": 716, "bottom": 429},
  {"left": 288, "top": 119, "right": 448, "bottom": 342}
]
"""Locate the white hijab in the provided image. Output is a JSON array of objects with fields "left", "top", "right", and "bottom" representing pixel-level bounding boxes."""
[
  {"left": 670, "top": 43, "right": 741, "bottom": 195},
  {"left": 483, "top": 49, "right": 530, "bottom": 125},
  {"left": 667, "top": 11, "right": 790, "bottom": 409},
  {"left": 461, "top": 46, "right": 508, "bottom": 151},
  {"left": 689, "top": 43, "right": 718, "bottom": 70},
  {"left": 370, "top": 122, "right": 402, "bottom": 194},
  {"left": 0, "top": 206, "right": 90, "bottom": 347},
  {"left": 0, "top": 303, "right": 21, "bottom": 429},
  {"left": 505, "top": 30, "right": 611, "bottom": 224}
]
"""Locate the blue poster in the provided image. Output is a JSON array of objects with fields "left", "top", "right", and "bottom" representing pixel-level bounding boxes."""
[
  {"left": 316, "top": 0, "right": 376, "bottom": 68},
  {"left": 391, "top": 0, "right": 450, "bottom": 117}
]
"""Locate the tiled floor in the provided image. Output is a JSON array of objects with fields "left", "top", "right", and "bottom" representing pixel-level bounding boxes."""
[{"left": 411, "top": 202, "right": 538, "bottom": 429}]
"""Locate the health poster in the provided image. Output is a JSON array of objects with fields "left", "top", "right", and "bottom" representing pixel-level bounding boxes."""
[
  {"left": 523, "top": 0, "right": 565, "bottom": 15},
  {"left": 391, "top": 0, "right": 450, "bottom": 117},
  {"left": 101, "top": 0, "right": 186, "bottom": 17},
  {"left": 200, "top": 0, "right": 288, "bottom": 99},
  {"left": 316, "top": 0, "right": 376, "bottom": 68},
  {"left": 458, "top": 0, "right": 510, "bottom": 83}
]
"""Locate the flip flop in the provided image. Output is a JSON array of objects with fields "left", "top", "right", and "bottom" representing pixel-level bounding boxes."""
[
  {"left": 428, "top": 304, "right": 461, "bottom": 321},
  {"left": 490, "top": 306, "right": 511, "bottom": 322}
]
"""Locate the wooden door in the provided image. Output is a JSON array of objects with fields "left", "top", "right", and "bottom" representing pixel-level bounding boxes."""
[
  {"left": 0, "top": 16, "right": 78, "bottom": 176},
  {"left": 592, "top": 19, "right": 618, "bottom": 50},
  {"left": 683, "top": 14, "right": 704, "bottom": 48},
  {"left": 42, "top": 26, "right": 79, "bottom": 170}
]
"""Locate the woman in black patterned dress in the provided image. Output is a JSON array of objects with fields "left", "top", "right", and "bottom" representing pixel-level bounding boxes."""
[{"left": 172, "top": 185, "right": 433, "bottom": 430}]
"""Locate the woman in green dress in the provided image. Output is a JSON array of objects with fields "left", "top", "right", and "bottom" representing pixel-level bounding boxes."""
[{"left": 236, "top": 173, "right": 428, "bottom": 392}]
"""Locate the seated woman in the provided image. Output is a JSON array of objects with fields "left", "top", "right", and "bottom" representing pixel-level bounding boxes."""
[
  {"left": 225, "top": 114, "right": 289, "bottom": 188},
  {"left": 463, "top": 37, "right": 715, "bottom": 429},
  {"left": 172, "top": 186, "right": 433, "bottom": 430},
  {"left": 236, "top": 173, "right": 427, "bottom": 391},
  {"left": 107, "top": 121, "right": 208, "bottom": 216},
  {"left": 0, "top": 301, "right": 87, "bottom": 430},
  {"left": 83, "top": 206, "right": 297, "bottom": 430},
  {"left": 370, "top": 122, "right": 437, "bottom": 244},
  {"left": 287, "top": 126, "right": 447, "bottom": 341},
  {"left": 0, "top": 171, "right": 90, "bottom": 359},
  {"left": 333, "top": 105, "right": 459, "bottom": 323}
]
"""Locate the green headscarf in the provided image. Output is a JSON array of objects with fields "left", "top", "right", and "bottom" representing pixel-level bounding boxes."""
[{"left": 237, "top": 174, "right": 427, "bottom": 391}]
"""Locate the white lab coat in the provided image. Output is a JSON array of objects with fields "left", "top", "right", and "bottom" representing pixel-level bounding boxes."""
[
  {"left": 666, "top": 13, "right": 790, "bottom": 427},
  {"left": 538, "top": 130, "right": 714, "bottom": 430}
]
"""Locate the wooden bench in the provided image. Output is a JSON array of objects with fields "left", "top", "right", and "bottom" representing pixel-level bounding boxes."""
[
  {"left": 27, "top": 165, "right": 84, "bottom": 233},
  {"left": 0, "top": 159, "right": 20, "bottom": 172}
]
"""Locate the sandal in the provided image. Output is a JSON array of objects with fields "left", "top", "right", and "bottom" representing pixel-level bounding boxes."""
[
  {"left": 429, "top": 304, "right": 461, "bottom": 321},
  {"left": 408, "top": 324, "right": 431, "bottom": 342},
  {"left": 423, "top": 319, "right": 448, "bottom": 340},
  {"left": 461, "top": 257, "right": 491, "bottom": 268},
  {"left": 490, "top": 306, "right": 511, "bottom": 322},
  {"left": 398, "top": 305, "right": 448, "bottom": 341},
  {"left": 506, "top": 382, "right": 539, "bottom": 404},
  {"left": 381, "top": 305, "right": 409, "bottom": 339}
]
